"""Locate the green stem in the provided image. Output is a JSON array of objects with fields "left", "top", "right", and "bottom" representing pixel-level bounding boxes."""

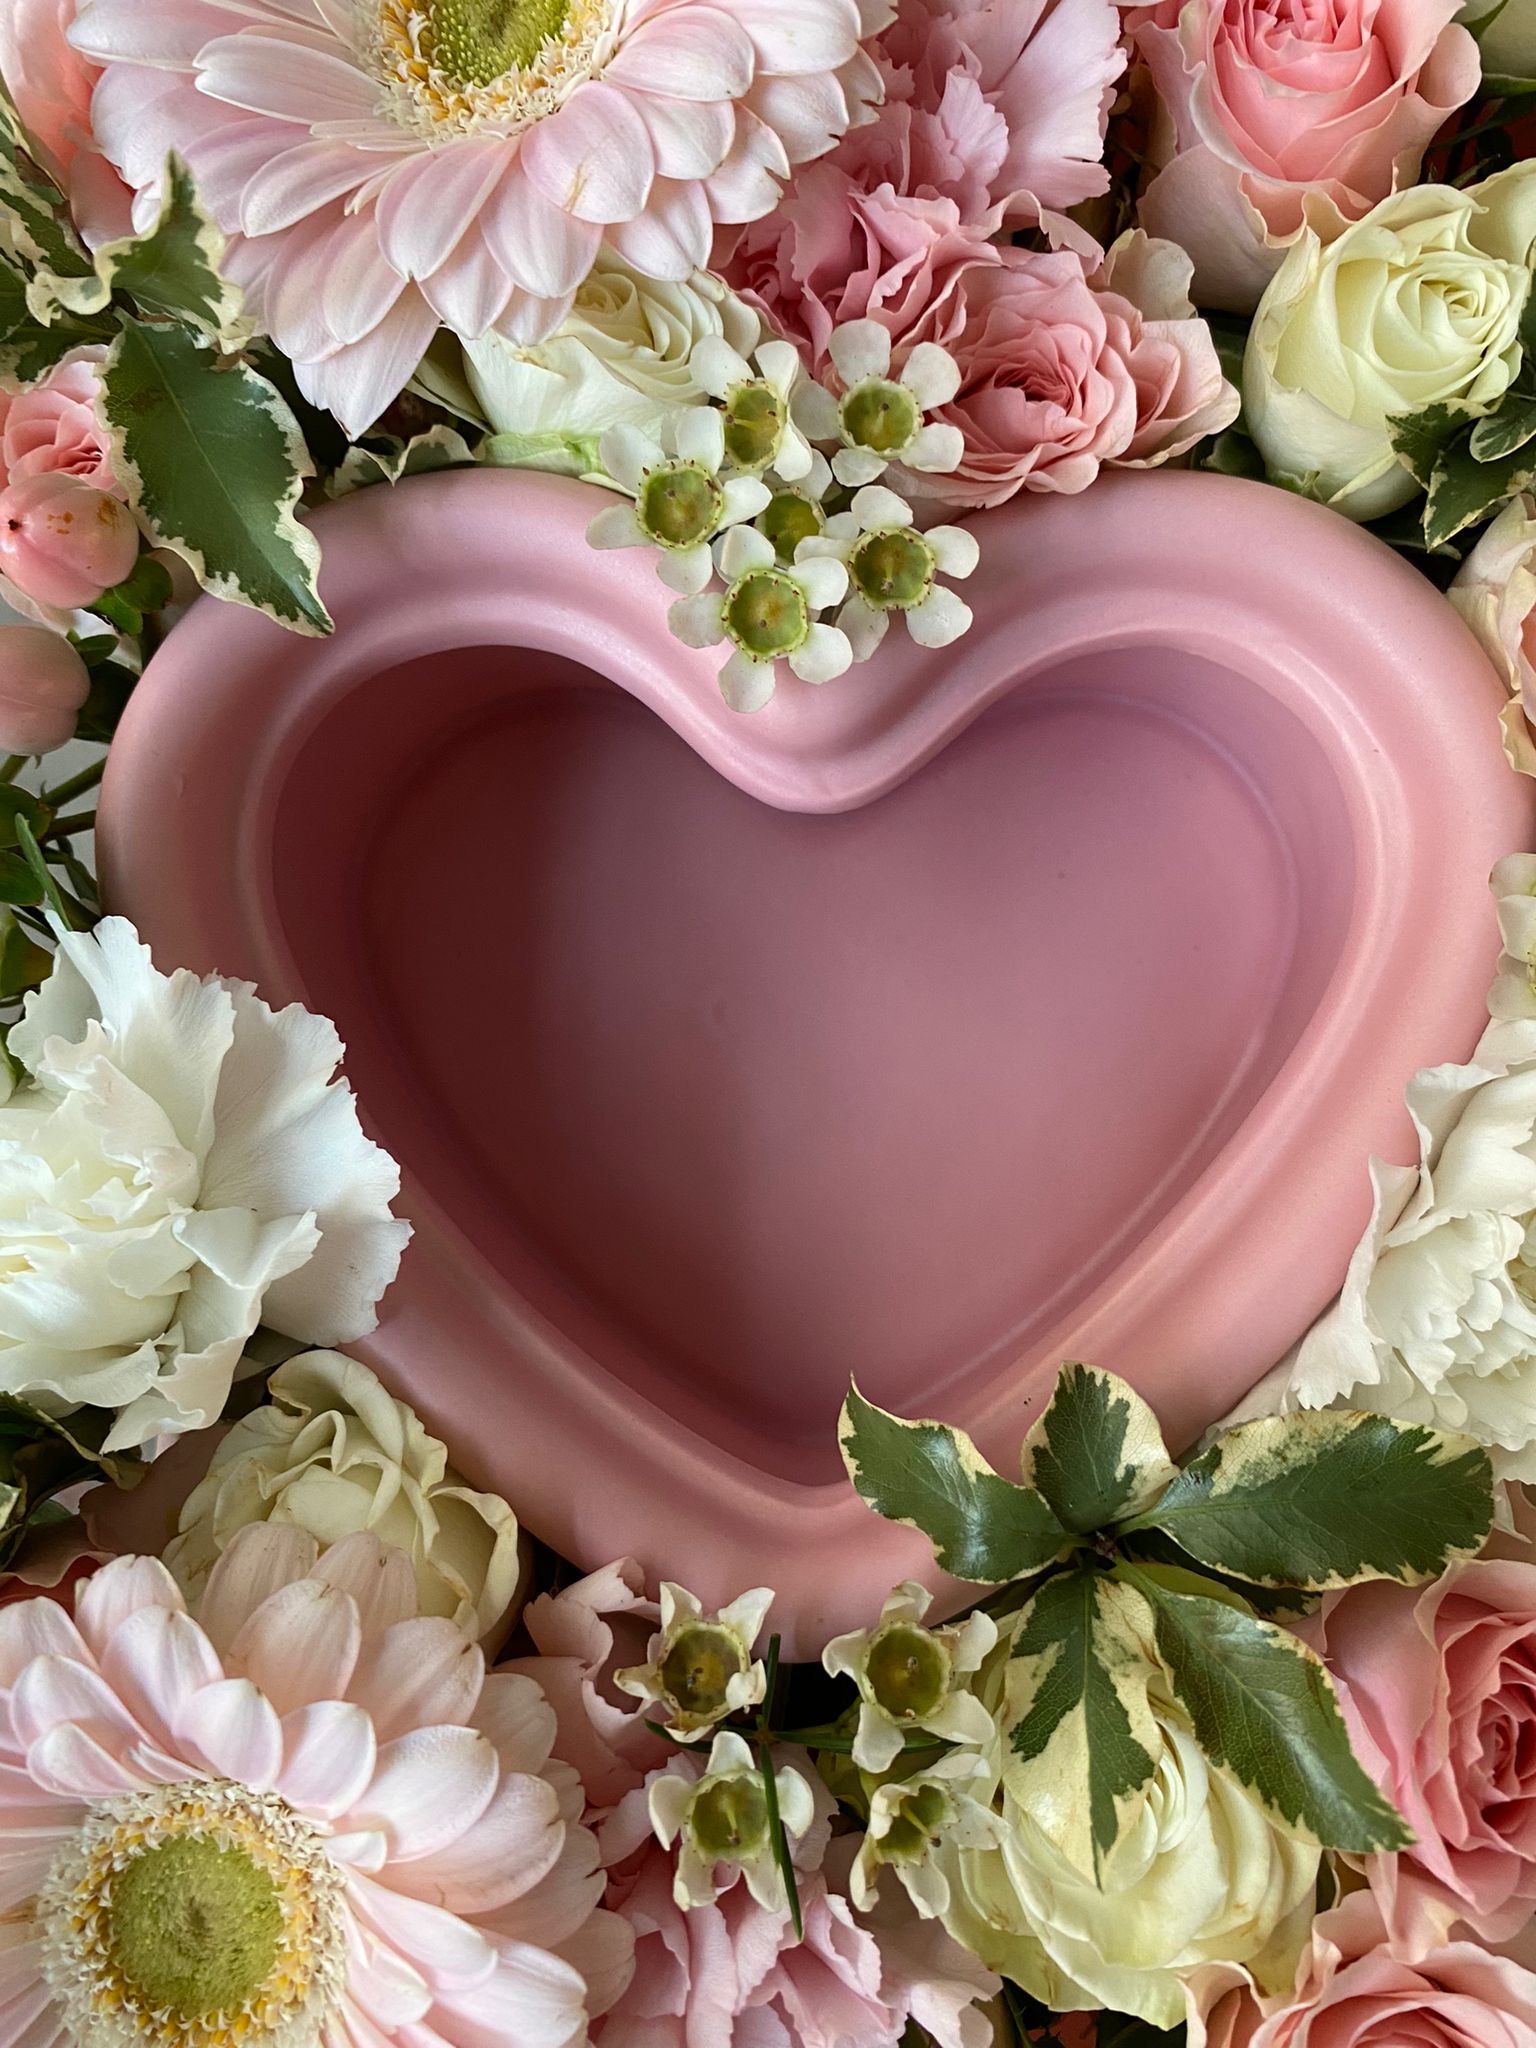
[
  {"left": 0, "top": 757, "right": 24, "bottom": 786},
  {"left": 42, "top": 810, "right": 96, "bottom": 841},
  {"left": 756, "top": 1634, "right": 803, "bottom": 1941},
  {"left": 40, "top": 758, "right": 105, "bottom": 809}
]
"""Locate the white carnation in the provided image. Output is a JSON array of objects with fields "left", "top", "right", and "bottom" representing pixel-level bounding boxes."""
[{"left": 0, "top": 919, "right": 409, "bottom": 1450}]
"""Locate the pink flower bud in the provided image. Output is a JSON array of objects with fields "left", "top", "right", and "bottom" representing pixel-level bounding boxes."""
[
  {"left": 0, "top": 473, "right": 139, "bottom": 610},
  {"left": 0, "top": 624, "right": 91, "bottom": 755}
]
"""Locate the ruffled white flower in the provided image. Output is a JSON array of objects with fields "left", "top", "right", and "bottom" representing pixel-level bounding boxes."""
[
  {"left": 690, "top": 334, "right": 815, "bottom": 481},
  {"left": 799, "top": 485, "right": 979, "bottom": 662},
  {"left": 668, "top": 524, "right": 851, "bottom": 713},
  {"left": 587, "top": 415, "right": 770, "bottom": 597},
  {"left": 648, "top": 1730, "right": 816, "bottom": 1911},
  {"left": 850, "top": 1751, "right": 1003, "bottom": 1919},
  {"left": 823, "top": 1580, "right": 997, "bottom": 1773},
  {"left": 0, "top": 919, "right": 408, "bottom": 1452},
  {"left": 1489, "top": 852, "right": 1536, "bottom": 1035},
  {"left": 794, "top": 322, "right": 965, "bottom": 486},
  {"left": 615, "top": 1581, "right": 774, "bottom": 1740},
  {"left": 165, "top": 1349, "right": 525, "bottom": 1645}
]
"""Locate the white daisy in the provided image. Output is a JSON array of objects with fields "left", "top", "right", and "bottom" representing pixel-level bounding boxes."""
[
  {"left": 668, "top": 524, "right": 852, "bottom": 713},
  {"left": 690, "top": 333, "right": 816, "bottom": 481},
  {"left": 798, "top": 486, "right": 979, "bottom": 663},
  {"left": 794, "top": 322, "right": 965, "bottom": 486},
  {"left": 587, "top": 414, "right": 770, "bottom": 596}
]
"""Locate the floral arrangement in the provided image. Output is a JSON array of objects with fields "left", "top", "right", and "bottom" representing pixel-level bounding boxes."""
[{"left": 0, "top": 0, "right": 1535, "bottom": 2042}]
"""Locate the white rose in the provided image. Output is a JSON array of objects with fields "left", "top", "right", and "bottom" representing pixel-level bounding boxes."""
[
  {"left": 445, "top": 258, "right": 760, "bottom": 474},
  {"left": 0, "top": 919, "right": 408, "bottom": 1451},
  {"left": 1450, "top": 493, "right": 1536, "bottom": 774},
  {"left": 944, "top": 1659, "right": 1317, "bottom": 2027},
  {"left": 1459, "top": 0, "right": 1536, "bottom": 82},
  {"left": 165, "top": 1349, "right": 524, "bottom": 1642},
  {"left": 1489, "top": 851, "right": 1536, "bottom": 1027},
  {"left": 1290, "top": 1017, "right": 1536, "bottom": 1479},
  {"left": 1244, "top": 165, "right": 1536, "bottom": 520}
]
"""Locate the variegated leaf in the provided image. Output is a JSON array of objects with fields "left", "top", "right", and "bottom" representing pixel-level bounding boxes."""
[{"left": 1021, "top": 1363, "right": 1176, "bottom": 1535}]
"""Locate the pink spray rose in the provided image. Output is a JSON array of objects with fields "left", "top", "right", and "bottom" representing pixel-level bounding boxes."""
[
  {"left": 1320, "top": 1558, "right": 1536, "bottom": 1952},
  {"left": 1131, "top": 0, "right": 1480, "bottom": 312},
  {"left": 0, "top": 470, "right": 138, "bottom": 609},
  {"left": 0, "top": 0, "right": 130, "bottom": 243},
  {"left": 0, "top": 622, "right": 90, "bottom": 754},
  {"left": 1249, "top": 1888, "right": 1536, "bottom": 2047},
  {"left": 0, "top": 346, "right": 116, "bottom": 493}
]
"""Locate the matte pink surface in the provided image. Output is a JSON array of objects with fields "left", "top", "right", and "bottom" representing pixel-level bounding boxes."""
[{"left": 98, "top": 467, "right": 1533, "bottom": 1656}]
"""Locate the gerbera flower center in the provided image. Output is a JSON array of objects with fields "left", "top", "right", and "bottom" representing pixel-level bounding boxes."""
[
  {"left": 639, "top": 463, "right": 726, "bottom": 550},
  {"left": 423, "top": 0, "right": 574, "bottom": 81},
  {"left": 760, "top": 489, "right": 823, "bottom": 563},
  {"left": 37, "top": 1782, "right": 347, "bottom": 2048},
  {"left": 865, "top": 1620, "right": 950, "bottom": 1717},
  {"left": 841, "top": 379, "right": 921, "bottom": 457},
  {"left": 661, "top": 1621, "right": 748, "bottom": 1713},
  {"left": 371, "top": 0, "right": 617, "bottom": 138},
  {"left": 721, "top": 381, "right": 787, "bottom": 471},
  {"left": 723, "top": 569, "right": 811, "bottom": 659},
  {"left": 850, "top": 530, "right": 936, "bottom": 612}
]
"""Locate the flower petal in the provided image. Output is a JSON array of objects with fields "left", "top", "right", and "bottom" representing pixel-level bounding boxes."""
[
  {"left": 904, "top": 420, "right": 965, "bottom": 474},
  {"left": 829, "top": 319, "right": 891, "bottom": 388},
  {"left": 10, "top": 1656, "right": 147, "bottom": 1756},
  {"left": 719, "top": 646, "right": 775, "bottom": 711},
  {"left": 521, "top": 83, "right": 655, "bottom": 225},
  {"left": 375, "top": 143, "right": 509, "bottom": 282},
  {"left": 345, "top": 1727, "right": 499, "bottom": 1860},
  {"left": 674, "top": 406, "right": 726, "bottom": 470},
  {"left": 348, "top": 1878, "right": 498, "bottom": 1992},
  {"left": 587, "top": 503, "right": 648, "bottom": 551},
  {"left": 900, "top": 342, "right": 961, "bottom": 411},
  {"left": 790, "top": 554, "right": 847, "bottom": 611},
  {"left": 927, "top": 525, "right": 980, "bottom": 578},
  {"left": 0, "top": 1600, "right": 92, "bottom": 1688},
  {"left": 606, "top": 177, "right": 713, "bottom": 280},
  {"left": 850, "top": 483, "right": 911, "bottom": 529},
  {"left": 229, "top": 1579, "right": 362, "bottom": 1716},
  {"left": 74, "top": 1558, "right": 185, "bottom": 1661},
  {"left": 668, "top": 593, "right": 726, "bottom": 647},
  {"left": 177, "top": 1677, "right": 284, "bottom": 1787},
  {"left": 907, "top": 585, "right": 973, "bottom": 648},
  {"left": 657, "top": 545, "right": 715, "bottom": 595},
  {"left": 347, "top": 1621, "right": 484, "bottom": 1746},
  {"left": 378, "top": 1771, "right": 563, "bottom": 1915},
  {"left": 479, "top": 173, "right": 602, "bottom": 300},
  {"left": 604, "top": 9, "right": 755, "bottom": 99},
  {"left": 719, "top": 522, "right": 773, "bottom": 577},
  {"left": 193, "top": 31, "right": 382, "bottom": 124},
  {"left": 313, "top": 1533, "right": 418, "bottom": 1637},
  {"left": 788, "top": 620, "right": 852, "bottom": 683},
  {"left": 280, "top": 1701, "right": 378, "bottom": 1819},
  {"left": 98, "top": 1606, "right": 223, "bottom": 1752},
  {"left": 198, "top": 1524, "right": 320, "bottom": 1658},
  {"left": 627, "top": 90, "right": 735, "bottom": 181}
]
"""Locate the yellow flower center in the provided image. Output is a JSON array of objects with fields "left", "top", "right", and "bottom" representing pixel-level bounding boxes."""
[
  {"left": 37, "top": 1782, "right": 347, "bottom": 2048},
  {"left": 423, "top": 0, "right": 572, "bottom": 80},
  {"left": 370, "top": 0, "right": 618, "bottom": 138}
]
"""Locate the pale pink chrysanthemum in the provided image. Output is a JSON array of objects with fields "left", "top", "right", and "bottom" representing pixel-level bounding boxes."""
[
  {"left": 67, "top": 0, "right": 891, "bottom": 436},
  {"left": 0, "top": 1526, "right": 633, "bottom": 2048}
]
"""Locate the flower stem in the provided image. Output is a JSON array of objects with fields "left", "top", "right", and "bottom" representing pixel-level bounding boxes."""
[
  {"left": 41, "top": 758, "right": 105, "bottom": 810},
  {"left": 0, "top": 756, "right": 25, "bottom": 785}
]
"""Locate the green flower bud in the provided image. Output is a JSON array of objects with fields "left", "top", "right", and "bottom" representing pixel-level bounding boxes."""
[
  {"left": 689, "top": 1774, "right": 771, "bottom": 1862},
  {"left": 878, "top": 1781, "right": 952, "bottom": 1863}
]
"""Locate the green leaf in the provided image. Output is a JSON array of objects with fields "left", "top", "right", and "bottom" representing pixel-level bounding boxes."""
[
  {"left": 0, "top": 1394, "right": 142, "bottom": 1571},
  {"left": 1021, "top": 1363, "right": 1176, "bottom": 1536},
  {"left": 329, "top": 425, "right": 476, "bottom": 495},
  {"left": 86, "top": 156, "right": 245, "bottom": 342},
  {"left": 1388, "top": 401, "right": 1472, "bottom": 490},
  {"left": 102, "top": 318, "right": 331, "bottom": 635},
  {"left": 0, "top": 258, "right": 101, "bottom": 385},
  {"left": 0, "top": 910, "right": 50, "bottom": 1000},
  {"left": 1470, "top": 394, "right": 1536, "bottom": 462},
  {"left": 1122, "top": 1566, "right": 1411, "bottom": 1852},
  {"left": 0, "top": 98, "right": 92, "bottom": 280},
  {"left": 839, "top": 1383, "right": 1070, "bottom": 1583},
  {"left": 1199, "top": 427, "right": 1266, "bottom": 480},
  {"left": 0, "top": 786, "right": 52, "bottom": 850},
  {"left": 1129, "top": 1411, "right": 1494, "bottom": 1589},
  {"left": 12, "top": 815, "right": 74, "bottom": 929},
  {"left": 1004, "top": 1568, "right": 1159, "bottom": 1875},
  {"left": 0, "top": 853, "right": 45, "bottom": 908},
  {"left": 1424, "top": 429, "right": 1536, "bottom": 548},
  {"left": 89, "top": 555, "right": 175, "bottom": 637}
]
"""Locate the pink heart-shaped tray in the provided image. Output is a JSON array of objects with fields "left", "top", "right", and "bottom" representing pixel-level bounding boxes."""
[{"left": 98, "top": 467, "right": 1532, "bottom": 1656}]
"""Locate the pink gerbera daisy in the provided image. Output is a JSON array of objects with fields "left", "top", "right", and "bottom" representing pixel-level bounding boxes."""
[
  {"left": 0, "top": 1527, "right": 632, "bottom": 2048},
  {"left": 67, "top": 0, "right": 889, "bottom": 434}
]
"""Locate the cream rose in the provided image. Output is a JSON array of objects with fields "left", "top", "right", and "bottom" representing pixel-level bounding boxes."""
[
  {"left": 427, "top": 258, "right": 761, "bottom": 474},
  {"left": 165, "top": 1348, "right": 524, "bottom": 1643},
  {"left": 1244, "top": 165, "right": 1536, "bottom": 520},
  {"left": 1449, "top": 495, "right": 1536, "bottom": 774},
  {"left": 1459, "top": 0, "right": 1536, "bottom": 81}
]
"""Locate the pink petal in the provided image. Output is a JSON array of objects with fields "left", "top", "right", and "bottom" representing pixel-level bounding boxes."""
[
  {"left": 280, "top": 1702, "right": 378, "bottom": 1819},
  {"left": 604, "top": 9, "right": 755, "bottom": 98},
  {"left": 485, "top": 1822, "right": 604, "bottom": 1950},
  {"left": 11, "top": 1656, "right": 147, "bottom": 1755},
  {"left": 265, "top": 211, "right": 353, "bottom": 361},
  {"left": 229, "top": 1580, "right": 362, "bottom": 1717},
  {"left": 719, "top": 0, "right": 861, "bottom": 73},
  {"left": 177, "top": 1677, "right": 284, "bottom": 1787},
  {"left": 607, "top": 177, "right": 713, "bottom": 276},
  {"left": 375, "top": 142, "right": 508, "bottom": 281},
  {"left": 344, "top": 1729, "right": 499, "bottom": 1861},
  {"left": 322, "top": 212, "right": 411, "bottom": 345},
  {"left": 472, "top": 1676, "right": 558, "bottom": 1778},
  {"left": 193, "top": 31, "right": 382, "bottom": 123},
  {"left": 491, "top": 288, "right": 574, "bottom": 344},
  {"left": 376, "top": 1773, "right": 563, "bottom": 1916},
  {"left": 199, "top": 1524, "right": 321, "bottom": 1657},
  {"left": 339, "top": 1914, "right": 432, "bottom": 2030},
  {"left": 0, "top": 1932, "right": 60, "bottom": 2048},
  {"left": 349, "top": 1879, "right": 498, "bottom": 1992},
  {"left": 0, "top": 1601, "right": 92, "bottom": 1688},
  {"left": 426, "top": 1938, "right": 588, "bottom": 2048},
  {"left": 74, "top": 1557, "right": 185, "bottom": 1660},
  {"left": 240, "top": 138, "right": 378, "bottom": 234},
  {"left": 314, "top": 1533, "right": 419, "bottom": 1636},
  {"left": 628, "top": 91, "right": 735, "bottom": 181},
  {"left": 26, "top": 1722, "right": 151, "bottom": 1801},
  {"left": 184, "top": 108, "right": 315, "bottom": 223},
  {"left": 479, "top": 172, "right": 601, "bottom": 298},
  {"left": 702, "top": 106, "right": 790, "bottom": 221},
  {"left": 69, "top": 0, "right": 247, "bottom": 65},
  {"left": 0, "top": 1826, "right": 78, "bottom": 1914},
  {"left": 420, "top": 222, "right": 513, "bottom": 338},
  {"left": 97, "top": 1607, "right": 221, "bottom": 1755},
  {"left": 521, "top": 83, "right": 656, "bottom": 224},
  {"left": 347, "top": 1622, "right": 484, "bottom": 1747},
  {"left": 745, "top": 66, "right": 850, "bottom": 161}
]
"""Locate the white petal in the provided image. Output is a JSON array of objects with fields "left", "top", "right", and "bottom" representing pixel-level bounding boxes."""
[
  {"left": 900, "top": 341, "right": 961, "bottom": 411},
  {"left": 717, "top": 1588, "right": 773, "bottom": 1647},
  {"left": 790, "top": 555, "right": 848, "bottom": 612},
  {"left": 927, "top": 525, "right": 980, "bottom": 579},
  {"left": 771, "top": 421, "right": 814, "bottom": 482},
  {"left": 839, "top": 594, "right": 888, "bottom": 665},
  {"left": 657, "top": 545, "right": 714, "bottom": 595},
  {"left": 586, "top": 503, "right": 647, "bottom": 551},
  {"left": 851, "top": 1700, "right": 904, "bottom": 1772},
  {"left": 791, "top": 380, "right": 840, "bottom": 442},
  {"left": 718, "top": 522, "right": 773, "bottom": 579},
  {"left": 689, "top": 333, "right": 750, "bottom": 400},
  {"left": 833, "top": 445, "right": 888, "bottom": 486},
  {"left": 794, "top": 535, "right": 849, "bottom": 564},
  {"left": 829, "top": 319, "right": 891, "bottom": 388},
  {"left": 719, "top": 474, "right": 772, "bottom": 526},
  {"left": 788, "top": 623, "right": 852, "bottom": 685},
  {"left": 673, "top": 405, "right": 725, "bottom": 471},
  {"left": 597, "top": 423, "right": 659, "bottom": 493},
  {"left": 775, "top": 1766, "right": 816, "bottom": 1839},
  {"left": 905, "top": 420, "right": 965, "bottom": 475},
  {"left": 719, "top": 648, "right": 775, "bottom": 712},
  {"left": 755, "top": 339, "right": 802, "bottom": 399},
  {"left": 667, "top": 593, "right": 725, "bottom": 648},
  {"left": 647, "top": 1772, "right": 693, "bottom": 1846},
  {"left": 850, "top": 483, "right": 912, "bottom": 531},
  {"left": 907, "top": 586, "right": 973, "bottom": 648}
]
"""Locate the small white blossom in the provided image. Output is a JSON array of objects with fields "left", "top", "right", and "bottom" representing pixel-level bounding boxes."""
[
  {"left": 794, "top": 321, "right": 964, "bottom": 485},
  {"left": 850, "top": 1751, "right": 1002, "bottom": 1919},
  {"left": 667, "top": 523, "right": 851, "bottom": 713},
  {"left": 799, "top": 485, "right": 978, "bottom": 662},
  {"left": 690, "top": 333, "right": 816, "bottom": 481},
  {"left": 756, "top": 448, "right": 836, "bottom": 564},
  {"left": 823, "top": 1580, "right": 997, "bottom": 1773},
  {"left": 615, "top": 1582, "right": 774, "bottom": 1739},
  {"left": 649, "top": 1730, "right": 817, "bottom": 1912},
  {"left": 587, "top": 413, "right": 770, "bottom": 595}
]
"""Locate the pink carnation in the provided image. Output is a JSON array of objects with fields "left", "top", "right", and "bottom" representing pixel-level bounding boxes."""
[
  {"left": 1321, "top": 1558, "right": 1536, "bottom": 1953},
  {"left": 0, "top": 346, "right": 117, "bottom": 494}
]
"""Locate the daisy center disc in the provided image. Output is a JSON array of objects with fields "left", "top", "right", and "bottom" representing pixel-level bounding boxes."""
[
  {"left": 37, "top": 1781, "right": 347, "bottom": 2048},
  {"left": 424, "top": 0, "right": 573, "bottom": 84}
]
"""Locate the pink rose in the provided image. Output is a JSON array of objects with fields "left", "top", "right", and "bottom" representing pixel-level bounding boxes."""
[
  {"left": 0, "top": 472, "right": 138, "bottom": 610},
  {"left": 1250, "top": 1888, "right": 1536, "bottom": 2047},
  {"left": 1131, "top": 0, "right": 1480, "bottom": 311},
  {"left": 0, "top": 348, "right": 116, "bottom": 494},
  {"left": 0, "top": 0, "right": 131, "bottom": 243},
  {"left": 1321, "top": 1558, "right": 1536, "bottom": 1952},
  {"left": 0, "top": 622, "right": 90, "bottom": 754}
]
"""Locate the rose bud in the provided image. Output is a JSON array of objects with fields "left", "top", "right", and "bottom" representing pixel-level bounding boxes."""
[
  {"left": 0, "top": 624, "right": 91, "bottom": 754},
  {"left": 0, "top": 472, "right": 139, "bottom": 609}
]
